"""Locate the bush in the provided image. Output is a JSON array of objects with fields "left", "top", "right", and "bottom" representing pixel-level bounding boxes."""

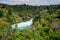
[{"left": 0, "top": 10, "right": 3, "bottom": 17}]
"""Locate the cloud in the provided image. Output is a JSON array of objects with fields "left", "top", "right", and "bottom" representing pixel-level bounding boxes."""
[
  {"left": 49, "top": 0, "right": 60, "bottom": 4},
  {"left": 0, "top": 0, "right": 60, "bottom": 5}
]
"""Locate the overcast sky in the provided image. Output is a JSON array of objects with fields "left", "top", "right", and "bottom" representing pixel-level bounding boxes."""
[{"left": 0, "top": 0, "right": 60, "bottom": 6}]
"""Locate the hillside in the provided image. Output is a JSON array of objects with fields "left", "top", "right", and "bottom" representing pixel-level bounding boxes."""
[{"left": 0, "top": 4, "right": 60, "bottom": 40}]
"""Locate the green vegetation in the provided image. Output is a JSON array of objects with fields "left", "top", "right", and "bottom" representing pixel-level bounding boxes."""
[{"left": 0, "top": 4, "right": 60, "bottom": 40}]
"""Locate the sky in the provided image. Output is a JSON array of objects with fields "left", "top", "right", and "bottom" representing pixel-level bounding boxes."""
[{"left": 0, "top": 0, "right": 60, "bottom": 6}]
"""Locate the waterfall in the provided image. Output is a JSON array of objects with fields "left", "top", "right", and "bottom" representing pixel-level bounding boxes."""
[{"left": 11, "top": 18, "right": 33, "bottom": 30}]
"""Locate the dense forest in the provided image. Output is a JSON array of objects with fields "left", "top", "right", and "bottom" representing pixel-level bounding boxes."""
[{"left": 0, "top": 4, "right": 60, "bottom": 40}]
